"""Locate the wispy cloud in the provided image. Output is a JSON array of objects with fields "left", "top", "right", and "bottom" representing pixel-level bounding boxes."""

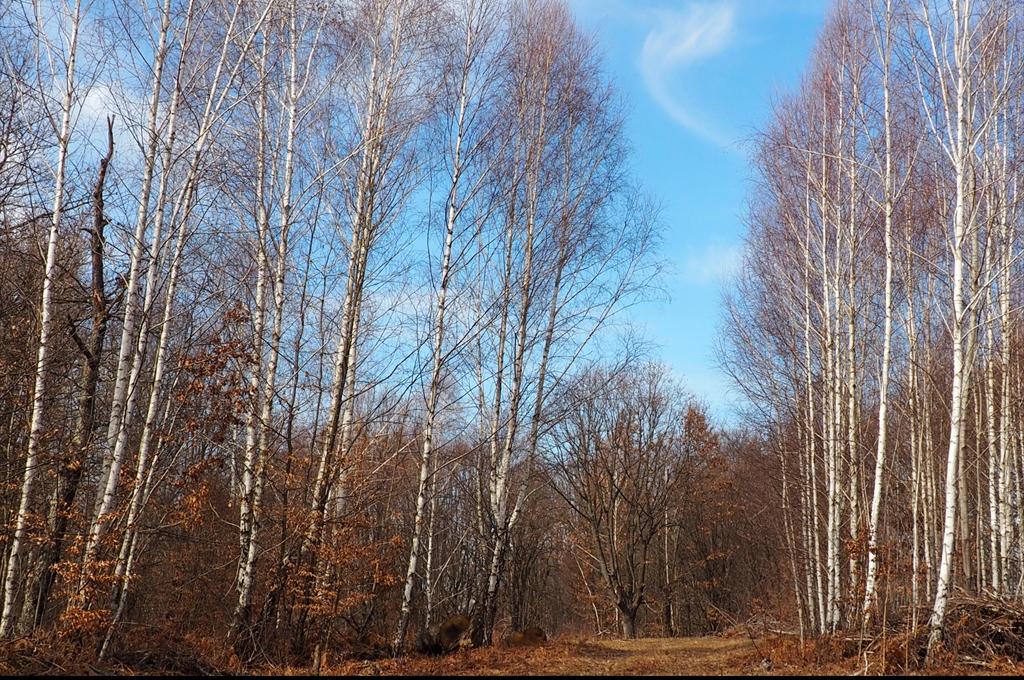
[
  {"left": 639, "top": 2, "right": 736, "bottom": 144},
  {"left": 683, "top": 243, "right": 741, "bottom": 284}
]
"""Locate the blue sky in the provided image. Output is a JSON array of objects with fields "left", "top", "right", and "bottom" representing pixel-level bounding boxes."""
[{"left": 569, "top": 0, "right": 829, "bottom": 421}]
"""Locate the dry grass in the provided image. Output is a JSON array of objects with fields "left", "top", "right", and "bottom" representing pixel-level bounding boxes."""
[
  {"left": 762, "top": 630, "right": 1024, "bottom": 676},
  {"left": 5, "top": 627, "right": 1024, "bottom": 675},
  {"left": 0, "top": 629, "right": 231, "bottom": 676},
  {"left": 313, "top": 634, "right": 764, "bottom": 676}
]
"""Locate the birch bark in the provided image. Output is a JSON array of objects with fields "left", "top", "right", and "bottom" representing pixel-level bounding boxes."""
[
  {"left": 393, "top": 0, "right": 491, "bottom": 651},
  {"left": 863, "top": 0, "right": 895, "bottom": 621},
  {"left": 0, "top": 0, "right": 85, "bottom": 638}
]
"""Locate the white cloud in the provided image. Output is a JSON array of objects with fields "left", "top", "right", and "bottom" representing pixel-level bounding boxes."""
[
  {"left": 683, "top": 243, "right": 740, "bottom": 284},
  {"left": 639, "top": 2, "right": 736, "bottom": 143},
  {"left": 72, "top": 81, "right": 145, "bottom": 163},
  {"left": 77, "top": 82, "right": 118, "bottom": 131}
]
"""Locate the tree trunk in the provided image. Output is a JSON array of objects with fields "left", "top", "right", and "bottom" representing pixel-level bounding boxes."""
[{"left": 0, "top": 0, "right": 83, "bottom": 638}]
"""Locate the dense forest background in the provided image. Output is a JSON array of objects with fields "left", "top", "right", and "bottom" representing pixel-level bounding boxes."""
[{"left": 2, "top": 0, "right": 1023, "bottom": 670}]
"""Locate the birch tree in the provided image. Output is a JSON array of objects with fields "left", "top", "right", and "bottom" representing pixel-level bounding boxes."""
[
  {"left": 80, "top": 0, "right": 275, "bottom": 597},
  {"left": 914, "top": 0, "right": 1020, "bottom": 648},
  {"left": 467, "top": 0, "right": 660, "bottom": 643},
  {"left": 226, "top": 0, "right": 330, "bottom": 648},
  {"left": 293, "top": 0, "right": 436, "bottom": 650},
  {"left": 0, "top": 0, "right": 93, "bottom": 639},
  {"left": 392, "top": 0, "right": 504, "bottom": 654}
]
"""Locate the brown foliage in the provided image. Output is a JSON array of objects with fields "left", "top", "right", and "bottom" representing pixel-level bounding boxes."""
[
  {"left": 505, "top": 626, "right": 547, "bottom": 647},
  {"left": 763, "top": 607, "right": 1024, "bottom": 677}
]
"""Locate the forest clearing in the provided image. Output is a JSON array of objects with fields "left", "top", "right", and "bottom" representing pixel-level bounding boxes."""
[{"left": 5, "top": 0, "right": 1024, "bottom": 675}]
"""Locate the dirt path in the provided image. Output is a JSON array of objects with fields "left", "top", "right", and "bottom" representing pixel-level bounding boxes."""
[
  {"left": 534, "top": 637, "right": 764, "bottom": 676},
  {"left": 334, "top": 636, "right": 766, "bottom": 676}
]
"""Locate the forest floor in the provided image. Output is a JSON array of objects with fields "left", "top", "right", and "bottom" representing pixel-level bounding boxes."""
[
  {"left": 327, "top": 635, "right": 764, "bottom": 676},
  {"left": 6, "top": 629, "right": 1024, "bottom": 675},
  {"left": 313, "top": 631, "right": 1024, "bottom": 676}
]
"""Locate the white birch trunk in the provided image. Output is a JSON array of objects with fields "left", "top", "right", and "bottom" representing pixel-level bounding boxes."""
[
  {"left": 863, "top": 0, "right": 894, "bottom": 619},
  {"left": 83, "top": 0, "right": 175, "bottom": 575},
  {"left": 83, "top": 0, "right": 272, "bottom": 582},
  {"left": 102, "top": 165, "right": 193, "bottom": 656},
  {"left": 997, "top": 168, "right": 1013, "bottom": 596},
  {"left": 229, "top": 30, "right": 273, "bottom": 644},
  {"left": 0, "top": 0, "right": 83, "bottom": 638},
  {"left": 929, "top": 0, "right": 974, "bottom": 647},
  {"left": 393, "top": 0, "right": 480, "bottom": 649}
]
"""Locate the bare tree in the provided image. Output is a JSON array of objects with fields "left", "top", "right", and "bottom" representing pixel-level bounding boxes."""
[{"left": 549, "top": 363, "right": 714, "bottom": 639}]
